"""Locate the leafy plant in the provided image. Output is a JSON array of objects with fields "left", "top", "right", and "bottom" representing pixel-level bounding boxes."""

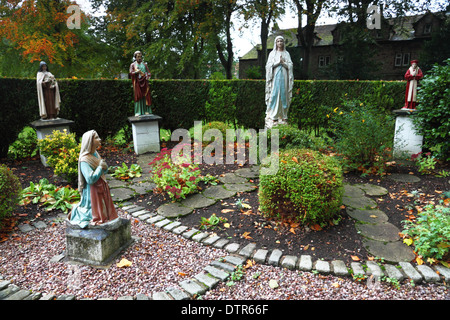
[
  {"left": 20, "top": 178, "right": 80, "bottom": 214},
  {"left": 112, "top": 163, "right": 142, "bottom": 180},
  {"left": 402, "top": 203, "right": 450, "bottom": 262},
  {"left": 199, "top": 213, "right": 228, "bottom": 230},
  {"left": 412, "top": 152, "right": 437, "bottom": 175},
  {"left": 226, "top": 264, "right": 245, "bottom": 287},
  {"left": 235, "top": 198, "right": 251, "bottom": 211},
  {"left": 149, "top": 148, "right": 203, "bottom": 201},
  {"left": 0, "top": 164, "right": 22, "bottom": 225},
  {"left": 413, "top": 58, "right": 450, "bottom": 161},
  {"left": 8, "top": 126, "right": 38, "bottom": 160},
  {"left": 37, "top": 129, "right": 81, "bottom": 184}
]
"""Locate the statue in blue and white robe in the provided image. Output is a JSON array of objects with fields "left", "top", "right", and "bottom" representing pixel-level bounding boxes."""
[{"left": 264, "top": 36, "right": 294, "bottom": 129}]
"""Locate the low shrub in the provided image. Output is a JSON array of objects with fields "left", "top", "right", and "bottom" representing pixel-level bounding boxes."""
[
  {"left": 37, "top": 129, "right": 81, "bottom": 184},
  {"left": 0, "top": 164, "right": 22, "bottom": 225},
  {"left": 8, "top": 126, "right": 38, "bottom": 160},
  {"left": 402, "top": 203, "right": 450, "bottom": 262},
  {"left": 258, "top": 149, "right": 343, "bottom": 226},
  {"left": 328, "top": 100, "right": 394, "bottom": 175}
]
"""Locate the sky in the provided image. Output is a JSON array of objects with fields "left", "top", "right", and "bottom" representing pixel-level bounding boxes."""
[{"left": 76, "top": 0, "right": 338, "bottom": 59}]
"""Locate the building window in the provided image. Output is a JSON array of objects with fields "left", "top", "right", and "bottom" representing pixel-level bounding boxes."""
[
  {"left": 423, "top": 23, "right": 432, "bottom": 34},
  {"left": 395, "top": 53, "right": 410, "bottom": 67},
  {"left": 319, "top": 56, "right": 330, "bottom": 67}
]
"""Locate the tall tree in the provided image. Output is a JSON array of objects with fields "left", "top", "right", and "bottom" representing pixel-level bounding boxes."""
[
  {"left": 290, "top": 0, "right": 327, "bottom": 79},
  {"left": 0, "top": 0, "right": 115, "bottom": 77},
  {"left": 242, "top": 0, "right": 285, "bottom": 77}
]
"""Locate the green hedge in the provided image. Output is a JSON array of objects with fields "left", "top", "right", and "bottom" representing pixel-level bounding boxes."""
[{"left": 0, "top": 78, "right": 405, "bottom": 158}]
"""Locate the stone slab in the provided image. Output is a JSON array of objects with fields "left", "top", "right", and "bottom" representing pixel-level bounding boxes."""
[
  {"left": 416, "top": 265, "right": 440, "bottom": 283},
  {"left": 314, "top": 260, "right": 331, "bottom": 274},
  {"left": 342, "top": 196, "right": 378, "bottom": 210},
  {"left": 358, "top": 184, "right": 388, "bottom": 196},
  {"left": 238, "top": 243, "right": 257, "bottom": 258},
  {"left": 387, "top": 173, "right": 421, "bottom": 183},
  {"left": 180, "top": 193, "right": 216, "bottom": 209},
  {"left": 384, "top": 264, "right": 405, "bottom": 282},
  {"left": 281, "top": 255, "right": 298, "bottom": 270},
  {"left": 234, "top": 167, "right": 259, "bottom": 179},
  {"left": 351, "top": 262, "right": 366, "bottom": 276},
  {"left": 202, "top": 185, "right": 236, "bottom": 200},
  {"left": 363, "top": 239, "right": 415, "bottom": 263},
  {"left": 157, "top": 202, "right": 193, "bottom": 218},
  {"left": 111, "top": 187, "right": 136, "bottom": 202},
  {"left": 179, "top": 279, "right": 208, "bottom": 296},
  {"left": 253, "top": 249, "right": 269, "bottom": 263},
  {"left": 331, "top": 260, "right": 349, "bottom": 276},
  {"left": 268, "top": 249, "right": 283, "bottom": 266},
  {"left": 366, "top": 261, "right": 384, "bottom": 279},
  {"left": 204, "top": 265, "right": 230, "bottom": 281},
  {"left": 343, "top": 184, "right": 366, "bottom": 198},
  {"left": 298, "top": 255, "right": 313, "bottom": 271},
  {"left": 356, "top": 222, "right": 400, "bottom": 242},
  {"left": 194, "top": 272, "right": 220, "bottom": 289},
  {"left": 223, "top": 183, "right": 257, "bottom": 193},
  {"left": 399, "top": 262, "right": 423, "bottom": 283},
  {"left": 347, "top": 208, "right": 389, "bottom": 224},
  {"left": 219, "top": 173, "right": 248, "bottom": 184}
]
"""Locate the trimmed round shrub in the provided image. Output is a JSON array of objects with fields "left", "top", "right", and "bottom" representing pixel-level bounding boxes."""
[
  {"left": 258, "top": 149, "right": 343, "bottom": 226},
  {"left": 0, "top": 164, "right": 22, "bottom": 225}
]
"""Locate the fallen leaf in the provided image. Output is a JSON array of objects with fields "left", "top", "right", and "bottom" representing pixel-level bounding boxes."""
[
  {"left": 310, "top": 224, "right": 322, "bottom": 231},
  {"left": 241, "top": 232, "right": 252, "bottom": 240},
  {"left": 369, "top": 215, "right": 378, "bottom": 218},
  {"left": 178, "top": 272, "right": 187, "bottom": 277},
  {"left": 221, "top": 209, "right": 234, "bottom": 213},
  {"left": 117, "top": 258, "right": 132, "bottom": 268},
  {"left": 289, "top": 227, "right": 296, "bottom": 234},
  {"left": 351, "top": 255, "right": 360, "bottom": 261},
  {"left": 403, "top": 238, "right": 413, "bottom": 246},
  {"left": 331, "top": 282, "right": 340, "bottom": 288},
  {"left": 292, "top": 156, "right": 298, "bottom": 163},
  {"left": 416, "top": 256, "right": 424, "bottom": 265},
  {"left": 223, "top": 223, "right": 230, "bottom": 228}
]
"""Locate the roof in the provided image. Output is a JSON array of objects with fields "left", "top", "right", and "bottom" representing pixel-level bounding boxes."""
[{"left": 239, "top": 11, "right": 448, "bottom": 60}]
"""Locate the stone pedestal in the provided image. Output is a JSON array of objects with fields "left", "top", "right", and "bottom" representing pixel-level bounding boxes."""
[
  {"left": 128, "top": 114, "right": 162, "bottom": 155},
  {"left": 30, "top": 118, "right": 74, "bottom": 167},
  {"left": 65, "top": 218, "right": 133, "bottom": 266},
  {"left": 393, "top": 109, "right": 423, "bottom": 158}
]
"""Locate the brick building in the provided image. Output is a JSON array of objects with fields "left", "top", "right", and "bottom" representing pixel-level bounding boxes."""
[{"left": 238, "top": 11, "right": 448, "bottom": 80}]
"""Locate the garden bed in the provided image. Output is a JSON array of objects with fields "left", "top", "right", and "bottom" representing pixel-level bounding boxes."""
[{"left": 2, "top": 141, "right": 449, "bottom": 266}]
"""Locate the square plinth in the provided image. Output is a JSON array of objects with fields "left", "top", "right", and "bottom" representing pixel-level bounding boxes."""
[
  {"left": 65, "top": 218, "right": 133, "bottom": 266},
  {"left": 128, "top": 114, "right": 162, "bottom": 155}
]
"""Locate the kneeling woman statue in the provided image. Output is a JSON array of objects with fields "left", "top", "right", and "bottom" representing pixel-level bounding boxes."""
[{"left": 68, "top": 130, "right": 118, "bottom": 228}]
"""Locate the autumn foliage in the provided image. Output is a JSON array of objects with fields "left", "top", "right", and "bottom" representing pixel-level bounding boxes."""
[{"left": 0, "top": 0, "right": 87, "bottom": 65}]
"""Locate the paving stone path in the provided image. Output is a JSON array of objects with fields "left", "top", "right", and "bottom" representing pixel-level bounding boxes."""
[{"left": 4, "top": 156, "right": 449, "bottom": 301}]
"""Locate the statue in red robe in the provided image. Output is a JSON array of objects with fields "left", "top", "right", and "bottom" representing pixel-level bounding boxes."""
[
  {"left": 129, "top": 51, "right": 152, "bottom": 116},
  {"left": 403, "top": 60, "right": 423, "bottom": 110}
]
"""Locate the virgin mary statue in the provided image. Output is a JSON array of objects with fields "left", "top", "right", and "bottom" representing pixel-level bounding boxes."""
[
  {"left": 68, "top": 130, "right": 118, "bottom": 228},
  {"left": 264, "top": 35, "right": 294, "bottom": 129}
]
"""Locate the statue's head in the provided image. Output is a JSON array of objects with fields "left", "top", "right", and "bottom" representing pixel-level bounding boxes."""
[
  {"left": 133, "top": 51, "right": 143, "bottom": 62},
  {"left": 410, "top": 60, "right": 419, "bottom": 69},
  {"left": 39, "top": 61, "right": 48, "bottom": 72},
  {"left": 274, "top": 36, "right": 285, "bottom": 51}
]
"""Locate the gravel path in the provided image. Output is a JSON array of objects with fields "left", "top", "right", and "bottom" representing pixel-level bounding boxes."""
[{"left": 0, "top": 212, "right": 448, "bottom": 300}]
